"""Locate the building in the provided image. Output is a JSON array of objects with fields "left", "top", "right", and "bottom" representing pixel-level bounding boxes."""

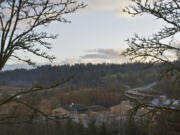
[
  {"left": 88, "top": 105, "right": 107, "bottom": 112},
  {"left": 152, "top": 96, "right": 180, "bottom": 109},
  {"left": 52, "top": 103, "right": 88, "bottom": 119}
]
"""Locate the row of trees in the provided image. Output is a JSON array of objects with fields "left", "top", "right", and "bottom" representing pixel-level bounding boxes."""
[
  {"left": 0, "top": 63, "right": 158, "bottom": 88},
  {"left": 0, "top": 101, "right": 179, "bottom": 135},
  {"left": 0, "top": 117, "right": 139, "bottom": 135}
]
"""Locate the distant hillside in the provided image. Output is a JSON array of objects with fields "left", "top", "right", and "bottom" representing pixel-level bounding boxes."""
[
  {"left": 0, "top": 63, "right": 160, "bottom": 89},
  {"left": 3, "top": 64, "right": 34, "bottom": 71}
]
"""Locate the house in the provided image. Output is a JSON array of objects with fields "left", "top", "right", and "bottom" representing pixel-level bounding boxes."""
[
  {"left": 52, "top": 103, "right": 88, "bottom": 119},
  {"left": 88, "top": 105, "right": 107, "bottom": 112},
  {"left": 63, "top": 103, "right": 88, "bottom": 118},
  {"left": 63, "top": 103, "right": 87, "bottom": 113},
  {"left": 152, "top": 96, "right": 180, "bottom": 109}
]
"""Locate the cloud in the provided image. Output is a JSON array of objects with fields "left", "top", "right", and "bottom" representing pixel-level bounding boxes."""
[
  {"left": 80, "top": 48, "right": 129, "bottom": 63},
  {"left": 53, "top": 48, "right": 129, "bottom": 65},
  {"left": 6, "top": 48, "right": 129, "bottom": 69},
  {"left": 82, "top": 48, "right": 121, "bottom": 59},
  {"left": 82, "top": 0, "right": 132, "bottom": 17}
]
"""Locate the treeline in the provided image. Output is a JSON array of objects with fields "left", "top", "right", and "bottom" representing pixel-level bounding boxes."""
[
  {"left": 0, "top": 118, "right": 140, "bottom": 135},
  {"left": 0, "top": 110, "right": 179, "bottom": 135},
  {"left": 50, "top": 88, "right": 126, "bottom": 108},
  {"left": 7, "top": 88, "right": 126, "bottom": 110},
  {"left": 0, "top": 63, "right": 159, "bottom": 88}
]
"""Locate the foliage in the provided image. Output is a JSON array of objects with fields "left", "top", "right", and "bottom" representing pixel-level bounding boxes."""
[
  {"left": 0, "top": 0, "right": 85, "bottom": 70},
  {"left": 122, "top": 1, "right": 180, "bottom": 133},
  {"left": 123, "top": 0, "right": 180, "bottom": 76},
  {"left": 0, "top": 63, "right": 159, "bottom": 88},
  {"left": 0, "top": 116, "right": 142, "bottom": 135}
]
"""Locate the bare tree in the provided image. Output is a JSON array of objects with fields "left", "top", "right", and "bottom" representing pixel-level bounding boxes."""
[
  {"left": 0, "top": 0, "right": 85, "bottom": 124},
  {"left": 123, "top": 0, "right": 180, "bottom": 74},
  {"left": 0, "top": 0, "right": 85, "bottom": 71},
  {"left": 122, "top": 0, "right": 180, "bottom": 125}
]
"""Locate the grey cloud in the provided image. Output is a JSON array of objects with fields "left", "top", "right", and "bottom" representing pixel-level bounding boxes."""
[
  {"left": 81, "top": 54, "right": 112, "bottom": 59},
  {"left": 81, "top": 48, "right": 125, "bottom": 60},
  {"left": 54, "top": 48, "right": 129, "bottom": 65}
]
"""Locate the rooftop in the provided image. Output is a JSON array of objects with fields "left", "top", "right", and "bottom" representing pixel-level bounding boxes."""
[
  {"left": 63, "top": 104, "right": 88, "bottom": 112},
  {"left": 88, "top": 105, "right": 107, "bottom": 112}
]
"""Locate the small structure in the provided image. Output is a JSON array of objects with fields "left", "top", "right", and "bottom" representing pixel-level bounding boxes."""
[
  {"left": 52, "top": 103, "right": 88, "bottom": 119},
  {"left": 88, "top": 105, "right": 107, "bottom": 112},
  {"left": 152, "top": 96, "right": 180, "bottom": 109},
  {"left": 63, "top": 103, "right": 88, "bottom": 118}
]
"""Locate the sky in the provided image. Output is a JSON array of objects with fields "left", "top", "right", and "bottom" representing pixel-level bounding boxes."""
[{"left": 7, "top": 0, "right": 165, "bottom": 67}]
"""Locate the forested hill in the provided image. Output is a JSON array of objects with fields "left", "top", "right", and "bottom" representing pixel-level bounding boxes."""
[{"left": 0, "top": 63, "right": 159, "bottom": 88}]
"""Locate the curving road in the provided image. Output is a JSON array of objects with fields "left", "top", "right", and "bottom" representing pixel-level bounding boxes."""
[{"left": 125, "top": 82, "right": 158, "bottom": 100}]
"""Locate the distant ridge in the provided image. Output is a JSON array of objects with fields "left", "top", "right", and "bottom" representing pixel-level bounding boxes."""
[
  {"left": 3, "top": 64, "right": 34, "bottom": 71},
  {"left": 0, "top": 63, "right": 159, "bottom": 89},
  {"left": 3, "top": 62, "right": 63, "bottom": 71}
]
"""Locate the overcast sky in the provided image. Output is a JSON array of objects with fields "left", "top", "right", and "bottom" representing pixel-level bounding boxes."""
[{"left": 8, "top": 0, "right": 164, "bottom": 66}]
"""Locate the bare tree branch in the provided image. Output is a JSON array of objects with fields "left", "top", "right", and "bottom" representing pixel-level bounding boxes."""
[
  {"left": 0, "top": 0, "right": 86, "bottom": 71},
  {"left": 123, "top": 0, "right": 180, "bottom": 75}
]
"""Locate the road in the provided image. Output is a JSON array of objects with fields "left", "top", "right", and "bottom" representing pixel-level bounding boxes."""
[{"left": 125, "top": 82, "right": 158, "bottom": 100}]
